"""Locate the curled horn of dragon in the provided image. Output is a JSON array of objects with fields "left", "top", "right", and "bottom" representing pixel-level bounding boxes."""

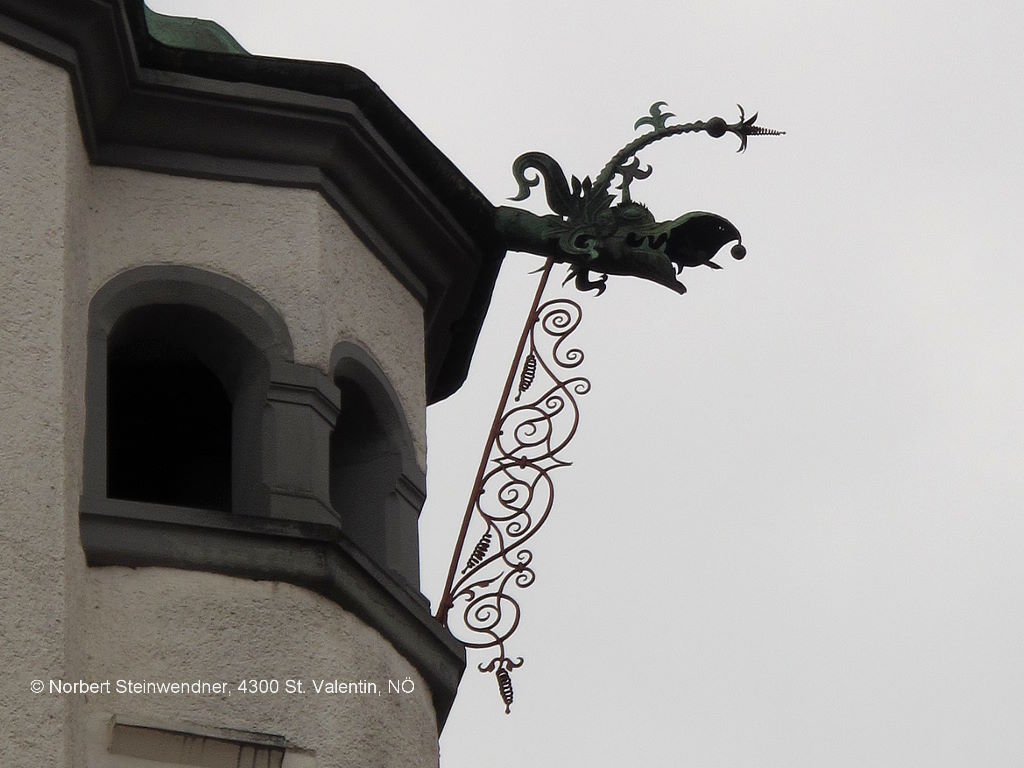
[{"left": 493, "top": 103, "right": 783, "bottom": 295}]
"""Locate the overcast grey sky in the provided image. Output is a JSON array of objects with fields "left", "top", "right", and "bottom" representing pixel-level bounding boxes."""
[{"left": 152, "top": 2, "right": 1024, "bottom": 765}]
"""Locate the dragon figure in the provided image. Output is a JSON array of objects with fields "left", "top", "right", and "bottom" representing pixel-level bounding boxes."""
[{"left": 493, "top": 103, "right": 783, "bottom": 295}]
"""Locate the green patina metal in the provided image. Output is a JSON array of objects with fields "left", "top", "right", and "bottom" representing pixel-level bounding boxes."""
[
  {"left": 143, "top": 6, "right": 249, "bottom": 55},
  {"left": 494, "top": 103, "right": 783, "bottom": 295}
]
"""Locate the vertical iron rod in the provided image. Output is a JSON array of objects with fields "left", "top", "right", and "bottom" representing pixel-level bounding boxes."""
[{"left": 435, "top": 258, "right": 555, "bottom": 624}]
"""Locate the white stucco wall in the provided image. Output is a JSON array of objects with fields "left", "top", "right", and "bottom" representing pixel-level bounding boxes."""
[
  {"left": 0, "top": 41, "right": 74, "bottom": 768},
  {"left": 63, "top": 40, "right": 96, "bottom": 768},
  {"left": 0, "top": 37, "right": 441, "bottom": 768},
  {"left": 318, "top": 202, "right": 428, "bottom": 466},
  {"left": 78, "top": 568, "right": 438, "bottom": 768}
]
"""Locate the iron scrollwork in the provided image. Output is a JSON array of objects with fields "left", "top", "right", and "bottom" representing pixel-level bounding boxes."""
[{"left": 442, "top": 290, "right": 588, "bottom": 713}]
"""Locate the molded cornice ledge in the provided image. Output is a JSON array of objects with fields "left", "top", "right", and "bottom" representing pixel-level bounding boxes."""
[
  {"left": 79, "top": 497, "right": 467, "bottom": 727},
  {"left": 0, "top": 0, "right": 503, "bottom": 403}
]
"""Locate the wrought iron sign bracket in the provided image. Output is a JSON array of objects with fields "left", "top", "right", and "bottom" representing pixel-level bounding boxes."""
[{"left": 436, "top": 103, "right": 783, "bottom": 712}]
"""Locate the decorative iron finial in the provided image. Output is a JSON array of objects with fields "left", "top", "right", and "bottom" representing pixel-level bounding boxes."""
[{"left": 494, "top": 102, "right": 783, "bottom": 295}]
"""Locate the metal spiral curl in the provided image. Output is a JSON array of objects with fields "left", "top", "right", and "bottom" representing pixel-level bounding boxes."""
[
  {"left": 441, "top": 294, "right": 590, "bottom": 705},
  {"left": 495, "top": 667, "right": 514, "bottom": 714},
  {"left": 515, "top": 353, "right": 537, "bottom": 401},
  {"left": 461, "top": 530, "right": 493, "bottom": 574}
]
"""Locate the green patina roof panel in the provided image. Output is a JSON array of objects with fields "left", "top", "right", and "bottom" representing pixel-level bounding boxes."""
[{"left": 143, "top": 6, "right": 249, "bottom": 54}]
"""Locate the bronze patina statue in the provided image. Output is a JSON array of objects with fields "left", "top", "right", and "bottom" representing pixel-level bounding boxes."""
[{"left": 494, "top": 103, "right": 783, "bottom": 294}]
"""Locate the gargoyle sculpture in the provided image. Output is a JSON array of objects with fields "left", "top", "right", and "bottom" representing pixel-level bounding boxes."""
[{"left": 493, "top": 103, "right": 783, "bottom": 294}]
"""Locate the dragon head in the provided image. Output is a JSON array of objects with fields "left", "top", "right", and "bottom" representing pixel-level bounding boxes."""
[
  {"left": 572, "top": 204, "right": 745, "bottom": 293},
  {"left": 495, "top": 102, "right": 779, "bottom": 294}
]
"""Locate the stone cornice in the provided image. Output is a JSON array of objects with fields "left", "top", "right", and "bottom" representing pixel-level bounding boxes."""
[
  {"left": 0, "top": 0, "right": 502, "bottom": 402},
  {"left": 80, "top": 497, "right": 466, "bottom": 727}
]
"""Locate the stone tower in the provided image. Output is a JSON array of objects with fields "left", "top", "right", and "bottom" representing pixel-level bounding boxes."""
[{"left": 0, "top": 2, "right": 500, "bottom": 765}]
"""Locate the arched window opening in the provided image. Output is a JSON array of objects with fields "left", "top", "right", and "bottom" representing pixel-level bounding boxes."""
[
  {"left": 326, "top": 346, "right": 425, "bottom": 589},
  {"left": 106, "top": 305, "right": 243, "bottom": 512},
  {"left": 329, "top": 377, "right": 400, "bottom": 563}
]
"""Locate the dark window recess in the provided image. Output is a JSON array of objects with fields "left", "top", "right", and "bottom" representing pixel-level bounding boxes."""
[
  {"left": 107, "top": 308, "right": 233, "bottom": 512},
  {"left": 329, "top": 378, "right": 399, "bottom": 560}
]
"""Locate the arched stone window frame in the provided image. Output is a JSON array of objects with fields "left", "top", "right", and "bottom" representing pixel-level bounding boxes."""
[
  {"left": 329, "top": 341, "right": 427, "bottom": 593},
  {"left": 85, "top": 266, "right": 296, "bottom": 518},
  {"left": 79, "top": 266, "right": 463, "bottom": 720}
]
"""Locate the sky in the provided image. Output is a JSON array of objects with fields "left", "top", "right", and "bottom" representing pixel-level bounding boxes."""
[{"left": 150, "top": 2, "right": 1024, "bottom": 765}]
